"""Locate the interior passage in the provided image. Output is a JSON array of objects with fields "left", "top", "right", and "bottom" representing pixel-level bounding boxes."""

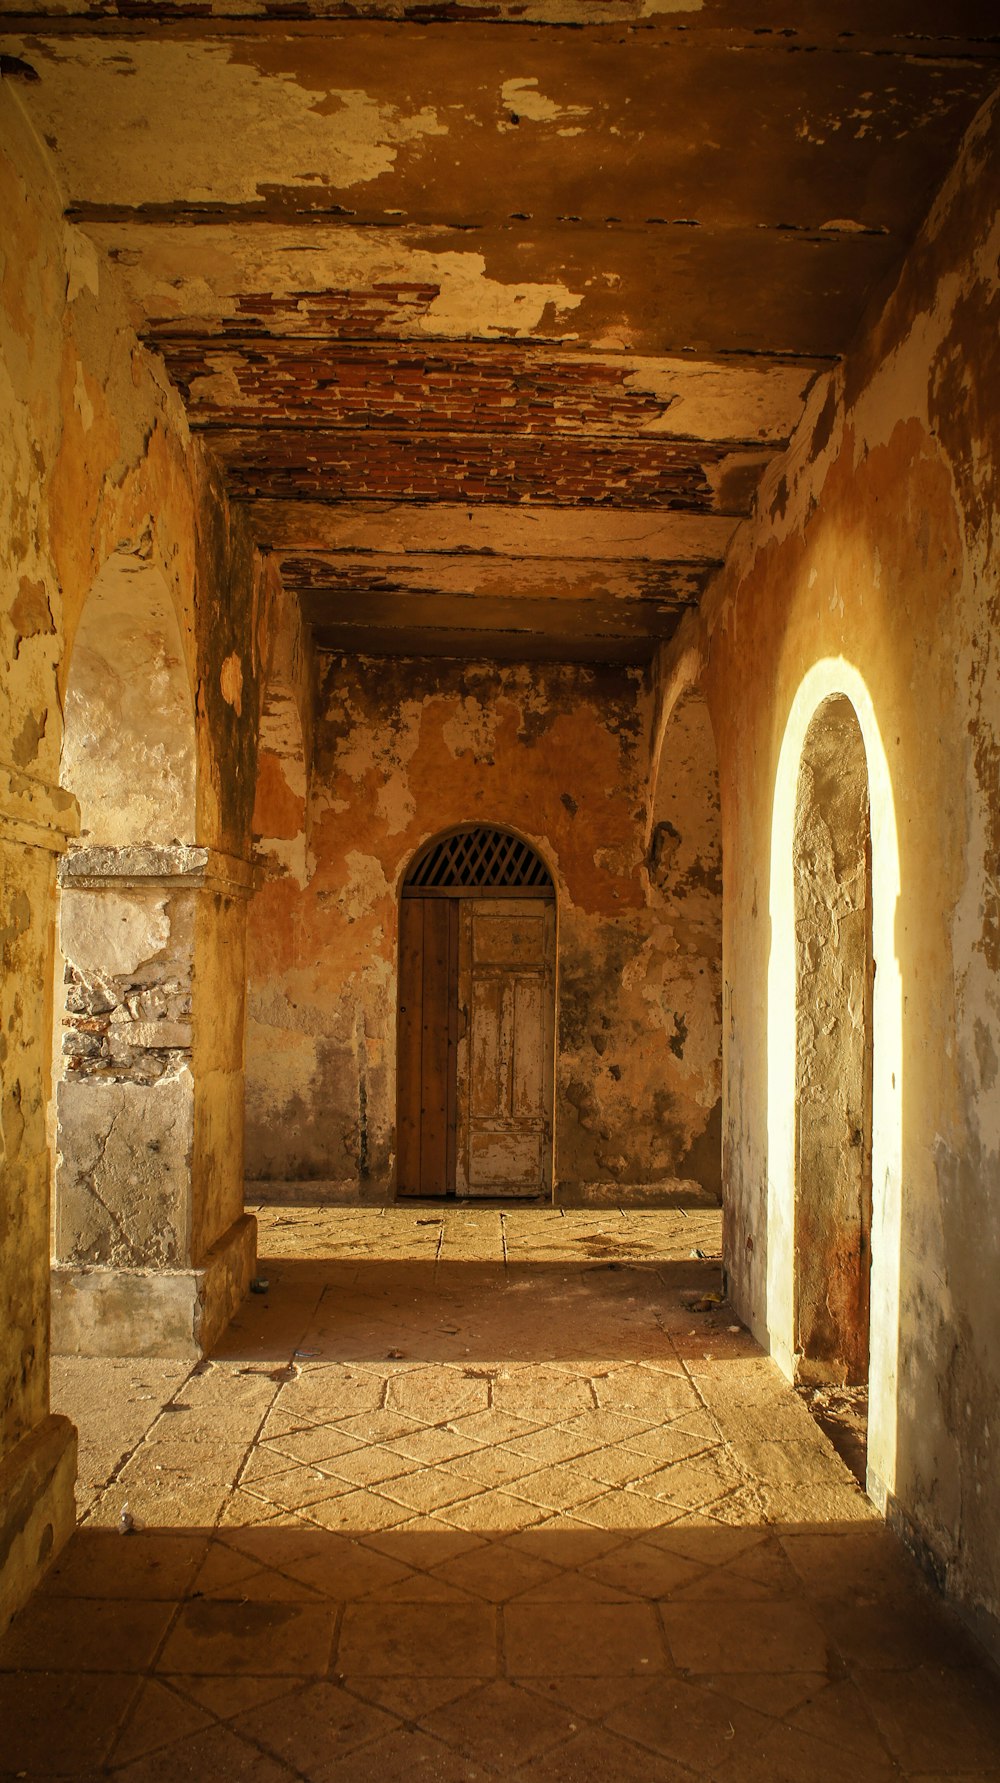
[{"left": 6, "top": 1209, "right": 998, "bottom": 1781}]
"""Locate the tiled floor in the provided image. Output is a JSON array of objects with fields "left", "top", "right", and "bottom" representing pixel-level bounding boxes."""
[{"left": 5, "top": 1204, "right": 1000, "bottom": 1779}]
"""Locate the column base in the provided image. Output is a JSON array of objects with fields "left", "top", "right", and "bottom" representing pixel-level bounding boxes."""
[
  {"left": 0, "top": 1414, "right": 77, "bottom": 1638},
  {"left": 52, "top": 1213, "right": 257, "bottom": 1358}
]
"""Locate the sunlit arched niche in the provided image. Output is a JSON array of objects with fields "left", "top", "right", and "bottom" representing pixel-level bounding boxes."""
[
  {"left": 61, "top": 551, "right": 196, "bottom": 846},
  {"left": 768, "top": 660, "right": 901, "bottom": 1508},
  {"left": 647, "top": 681, "right": 723, "bottom": 1195},
  {"left": 794, "top": 695, "right": 873, "bottom": 1386}
]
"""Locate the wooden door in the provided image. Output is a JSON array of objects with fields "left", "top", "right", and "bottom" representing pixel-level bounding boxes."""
[
  {"left": 455, "top": 898, "right": 555, "bottom": 1198},
  {"left": 396, "top": 897, "right": 458, "bottom": 1197}
]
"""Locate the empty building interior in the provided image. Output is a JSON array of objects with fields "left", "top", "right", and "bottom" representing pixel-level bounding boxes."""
[{"left": 1, "top": 2, "right": 1000, "bottom": 1774}]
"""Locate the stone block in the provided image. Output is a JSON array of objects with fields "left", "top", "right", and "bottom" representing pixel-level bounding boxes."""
[
  {"left": 0, "top": 1415, "right": 77, "bottom": 1639},
  {"left": 51, "top": 1212, "right": 257, "bottom": 1359},
  {"left": 54, "top": 1071, "right": 194, "bottom": 1269}
]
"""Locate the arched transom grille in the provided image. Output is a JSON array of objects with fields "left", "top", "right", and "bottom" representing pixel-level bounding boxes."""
[{"left": 403, "top": 827, "right": 553, "bottom": 898}]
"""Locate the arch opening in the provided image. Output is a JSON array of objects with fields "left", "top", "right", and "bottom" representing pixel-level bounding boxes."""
[
  {"left": 397, "top": 825, "right": 556, "bottom": 1202},
  {"left": 793, "top": 694, "right": 873, "bottom": 1390},
  {"left": 767, "top": 658, "right": 902, "bottom": 1509}
]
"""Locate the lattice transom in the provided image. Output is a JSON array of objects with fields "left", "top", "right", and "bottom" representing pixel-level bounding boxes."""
[{"left": 404, "top": 827, "right": 553, "bottom": 896}]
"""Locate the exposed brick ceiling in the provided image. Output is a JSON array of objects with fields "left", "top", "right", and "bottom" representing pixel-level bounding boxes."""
[{"left": 3, "top": 2, "right": 999, "bottom": 662}]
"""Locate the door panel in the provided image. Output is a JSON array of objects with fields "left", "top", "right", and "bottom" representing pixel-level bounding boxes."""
[
  {"left": 513, "top": 978, "right": 544, "bottom": 1116},
  {"left": 457, "top": 898, "right": 555, "bottom": 1199},
  {"left": 396, "top": 897, "right": 458, "bottom": 1197},
  {"left": 396, "top": 898, "right": 424, "bottom": 1195}
]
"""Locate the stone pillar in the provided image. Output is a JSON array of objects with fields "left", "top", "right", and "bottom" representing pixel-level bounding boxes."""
[
  {"left": 51, "top": 845, "right": 256, "bottom": 1358},
  {"left": 0, "top": 766, "right": 78, "bottom": 1636}
]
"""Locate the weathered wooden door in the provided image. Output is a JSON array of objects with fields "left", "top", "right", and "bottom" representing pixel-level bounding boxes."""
[
  {"left": 396, "top": 896, "right": 459, "bottom": 1198},
  {"left": 455, "top": 898, "right": 555, "bottom": 1198},
  {"left": 396, "top": 828, "right": 555, "bottom": 1200}
]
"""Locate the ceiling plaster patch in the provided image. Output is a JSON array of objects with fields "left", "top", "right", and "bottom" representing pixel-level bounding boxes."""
[{"left": 11, "top": 41, "right": 449, "bottom": 205}]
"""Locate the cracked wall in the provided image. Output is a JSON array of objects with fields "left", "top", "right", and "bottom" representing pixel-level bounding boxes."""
[
  {"left": 245, "top": 656, "right": 722, "bottom": 1201},
  {"left": 0, "top": 79, "right": 264, "bottom": 1618},
  {"left": 698, "top": 92, "right": 1000, "bottom": 1655}
]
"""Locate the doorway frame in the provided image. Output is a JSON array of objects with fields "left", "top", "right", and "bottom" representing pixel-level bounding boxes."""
[
  {"left": 395, "top": 823, "right": 558, "bottom": 1203},
  {"left": 767, "top": 659, "right": 902, "bottom": 1509}
]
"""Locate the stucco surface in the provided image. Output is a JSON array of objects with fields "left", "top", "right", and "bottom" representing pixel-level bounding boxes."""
[
  {"left": 0, "top": 81, "right": 264, "bottom": 1618},
  {"left": 246, "top": 656, "right": 722, "bottom": 1200},
  {"left": 697, "top": 94, "right": 1000, "bottom": 1651}
]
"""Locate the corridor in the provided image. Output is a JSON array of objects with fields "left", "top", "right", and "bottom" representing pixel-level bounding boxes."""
[{"left": 3, "top": 1209, "right": 999, "bottom": 1780}]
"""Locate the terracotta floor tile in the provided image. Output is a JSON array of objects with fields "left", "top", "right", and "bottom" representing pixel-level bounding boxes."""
[
  {"left": 570, "top": 1489, "right": 680, "bottom": 1533},
  {"left": 110, "top": 1722, "right": 302, "bottom": 1782},
  {"left": 41, "top": 1531, "right": 209, "bottom": 1602},
  {"left": 582, "top": 1537, "right": 707, "bottom": 1600},
  {"left": 384, "top": 1425, "right": 480, "bottom": 1466},
  {"left": 515, "top": 1723, "right": 692, "bottom": 1782},
  {"left": 341, "top": 1673, "right": 478, "bottom": 1722},
  {"left": 157, "top": 1599, "right": 336, "bottom": 1676},
  {"left": 336, "top": 1602, "right": 497, "bottom": 1676},
  {"left": 304, "top": 1724, "right": 482, "bottom": 1782},
  {"left": 332, "top": 1410, "right": 421, "bottom": 1444},
  {"left": 303, "top": 1488, "right": 413, "bottom": 1534},
  {"left": 507, "top": 1424, "right": 602, "bottom": 1465},
  {"left": 447, "top": 1408, "right": 543, "bottom": 1446},
  {"left": 608, "top": 1674, "right": 778, "bottom": 1771},
  {"left": 424, "top": 1677, "right": 576, "bottom": 1768},
  {"left": 376, "top": 1467, "right": 472, "bottom": 1513},
  {"left": 19, "top": 1206, "right": 1000, "bottom": 1783},
  {"left": 582, "top": 1445, "right": 664, "bottom": 1489},
  {"left": 710, "top": 1717, "right": 899, "bottom": 1783},
  {"left": 165, "top": 1672, "right": 300, "bottom": 1721},
  {"left": 428, "top": 1539, "right": 564, "bottom": 1603},
  {"left": 232, "top": 1678, "right": 398, "bottom": 1767},
  {"left": 0, "top": 1671, "right": 141, "bottom": 1772},
  {"left": 0, "top": 1595, "right": 175, "bottom": 1672},
  {"left": 632, "top": 1450, "right": 745, "bottom": 1511},
  {"left": 108, "top": 1677, "right": 215, "bottom": 1767},
  {"left": 492, "top": 1367, "right": 595, "bottom": 1422},
  {"left": 266, "top": 1426, "right": 365, "bottom": 1467},
  {"left": 387, "top": 1370, "right": 491, "bottom": 1423},
  {"left": 661, "top": 1599, "right": 830, "bottom": 1675},
  {"left": 446, "top": 1444, "right": 539, "bottom": 1486},
  {"left": 511, "top": 1463, "right": 609, "bottom": 1512},
  {"left": 504, "top": 1601, "right": 665, "bottom": 1675},
  {"left": 856, "top": 1664, "right": 1000, "bottom": 1772},
  {"left": 321, "top": 1446, "right": 423, "bottom": 1489}
]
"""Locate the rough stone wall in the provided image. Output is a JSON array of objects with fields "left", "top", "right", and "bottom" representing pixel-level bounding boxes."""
[
  {"left": 1, "top": 79, "right": 262, "bottom": 1610},
  {"left": 245, "top": 654, "right": 722, "bottom": 1200},
  {"left": 699, "top": 94, "right": 1000, "bottom": 1652}
]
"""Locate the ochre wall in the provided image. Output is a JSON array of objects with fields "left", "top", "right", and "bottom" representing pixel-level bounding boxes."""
[
  {"left": 245, "top": 654, "right": 722, "bottom": 1201},
  {"left": 0, "top": 84, "right": 263, "bottom": 1616},
  {"left": 701, "top": 94, "right": 1000, "bottom": 1652}
]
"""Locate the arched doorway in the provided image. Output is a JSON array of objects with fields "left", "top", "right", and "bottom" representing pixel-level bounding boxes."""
[
  {"left": 793, "top": 694, "right": 874, "bottom": 1386},
  {"left": 397, "top": 826, "right": 556, "bottom": 1200},
  {"left": 767, "top": 659, "right": 902, "bottom": 1507}
]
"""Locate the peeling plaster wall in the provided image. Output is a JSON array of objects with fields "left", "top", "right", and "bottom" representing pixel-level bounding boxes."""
[
  {"left": 703, "top": 95, "right": 1000, "bottom": 1651},
  {"left": 1, "top": 80, "right": 262, "bottom": 1612},
  {"left": 245, "top": 656, "right": 722, "bottom": 1201}
]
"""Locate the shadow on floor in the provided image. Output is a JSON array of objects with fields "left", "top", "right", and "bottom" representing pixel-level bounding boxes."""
[{"left": 3, "top": 1518, "right": 1000, "bottom": 1780}]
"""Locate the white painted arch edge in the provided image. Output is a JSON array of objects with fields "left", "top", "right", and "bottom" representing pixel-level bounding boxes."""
[{"left": 766, "top": 657, "right": 902, "bottom": 1509}]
